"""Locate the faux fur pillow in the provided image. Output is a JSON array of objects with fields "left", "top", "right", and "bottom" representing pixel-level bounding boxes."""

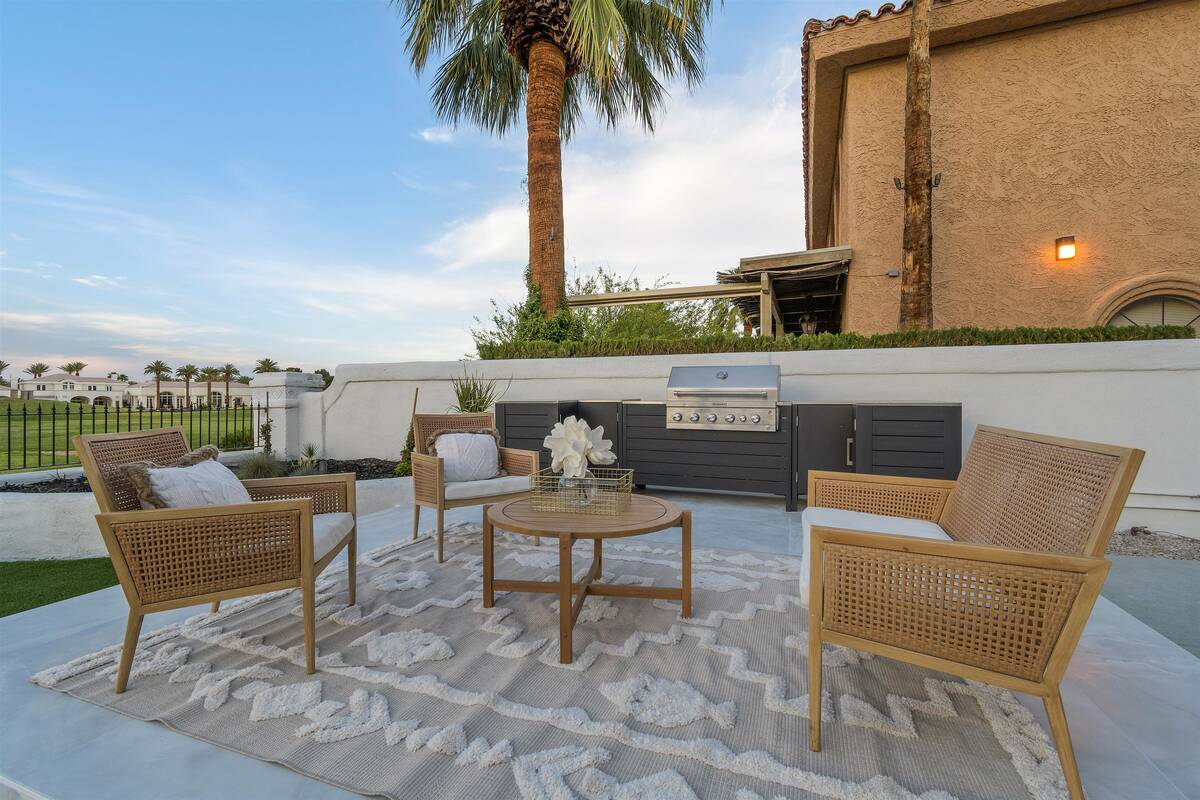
[
  {"left": 122, "top": 445, "right": 252, "bottom": 510},
  {"left": 426, "top": 428, "right": 503, "bottom": 482}
]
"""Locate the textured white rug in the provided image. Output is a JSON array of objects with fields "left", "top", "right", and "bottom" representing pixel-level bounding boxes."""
[{"left": 33, "top": 522, "right": 1071, "bottom": 799}]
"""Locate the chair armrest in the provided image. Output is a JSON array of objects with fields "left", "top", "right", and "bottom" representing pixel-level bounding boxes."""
[
  {"left": 411, "top": 452, "right": 443, "bottom": 505},
  {"left": 243, "top": 472, "right": 356, "bottom": 516},
  {"left": 499, "top": 447, "right": 539, "bottom": 477},
  {"left": 95, "top": 500, "right": 312, "bottom": 607},
  {"left": 808, "top": 526, "right": 1109, "bottom": 688},
  {"left": 807, "top": 470, "right": 955, "bottom": 522}
]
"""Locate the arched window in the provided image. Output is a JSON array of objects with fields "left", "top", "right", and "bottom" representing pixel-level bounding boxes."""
[{"left": 1107, "top": 295, "right": 1200, "bottom": 328}]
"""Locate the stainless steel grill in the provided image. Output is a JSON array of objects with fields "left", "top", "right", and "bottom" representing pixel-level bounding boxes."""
[{"left": 665, "top": 365, "right": 780, "bottom": 432}]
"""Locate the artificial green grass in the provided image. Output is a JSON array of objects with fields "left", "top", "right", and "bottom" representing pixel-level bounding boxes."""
[{"left": 0, "top": 557, "right": 118, "bottom": 617}]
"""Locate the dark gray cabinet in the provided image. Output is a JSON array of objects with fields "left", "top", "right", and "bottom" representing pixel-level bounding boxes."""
[
  {"left": 853, "top": 404, "right": 962, "bottom": 480},
  {"left": 495, "top": 401, "right": 623, "bottom": 470},
  {"left": 621, "top": 402, "right": 797, "bottom": 510},
  {"left": 793, "top": 404, "right": 856, "bottom": 498}
]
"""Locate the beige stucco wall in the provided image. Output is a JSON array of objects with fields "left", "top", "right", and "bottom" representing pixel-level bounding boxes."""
[{"left": 834, "top": 0, "right": 1200, "bottom": 333}]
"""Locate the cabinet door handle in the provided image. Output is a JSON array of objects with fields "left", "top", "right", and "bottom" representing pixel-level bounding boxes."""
[{"left": 846, "top": 437, "right": 855, "bottom": 467}]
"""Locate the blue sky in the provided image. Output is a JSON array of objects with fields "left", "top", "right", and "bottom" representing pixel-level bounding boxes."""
[{"left": 1, "top": 0, "right": 846, "bottom": 377}]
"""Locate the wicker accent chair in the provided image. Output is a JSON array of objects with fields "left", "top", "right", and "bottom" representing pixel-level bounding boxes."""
[
  {"left": 410, "top": 412, "right": 539, "bottom": 562},
  {"left": 74, "top": 428, "right": 358, "bottom": 692},
  {"left": 805, "top": 425, "right": 1143, "bottom": 800}
]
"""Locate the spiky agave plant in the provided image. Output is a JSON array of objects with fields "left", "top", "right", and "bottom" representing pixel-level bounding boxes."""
[{"left": 397, "top": 0, "right": 715, "bottom": 316}]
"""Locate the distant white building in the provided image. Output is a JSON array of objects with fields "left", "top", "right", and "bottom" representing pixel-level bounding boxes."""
[
  {"left": 14, "top": 373, "right": 129, "bottom": 406},
  {"left": 124, "top": 379, "right": 251, "bottom": 409},
  {"left": 14, "top": 373, "right": 252, "bottom": 409}
]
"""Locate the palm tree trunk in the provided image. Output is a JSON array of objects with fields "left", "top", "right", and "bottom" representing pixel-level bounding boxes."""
[
  {"left": 155, "top": 378, "right": 161, "bottom": 410},
  {"left": 526, "top": 39, "right": 567, "bottom": 316},
  {"left": 899, "top": 0, "right": 934, "bottom": 330},
  {"left": 184, "top": 380, "right": 191, "bottom": 408}
]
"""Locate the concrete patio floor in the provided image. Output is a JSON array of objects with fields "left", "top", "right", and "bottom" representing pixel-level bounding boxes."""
[{"left": 1, "top": 491, "right": 1197, "bottom": 800}]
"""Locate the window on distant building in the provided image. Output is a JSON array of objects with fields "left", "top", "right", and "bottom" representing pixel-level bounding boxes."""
[
  {"left": 63, "top": 382, "right": 74, "bottom": 390},
  {"left": 159, "top": 393, "right": 173, "bottom": 409},
  {"left": 36, "top": 384, "right": 46, "bottom": 391},
  {"left": 88, "top": 385, "right": 97, "bottom": 391},
  {"left": 211, "top": 392, "right": 223, "bottom": 409}
]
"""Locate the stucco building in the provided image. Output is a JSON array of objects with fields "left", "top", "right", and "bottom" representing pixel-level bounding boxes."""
[
  {"left": 13, "top": 373, "right": 129, "bottom": 406},
  {"left": 14, "top": 374, "right": 251, "bottom": 409},
  {"left": 801, "top": 0, "right": 1200, "bottom": 333}
]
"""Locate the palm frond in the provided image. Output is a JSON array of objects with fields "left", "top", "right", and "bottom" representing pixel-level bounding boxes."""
[{"left": 567, "top": 0, "right": 627, "bottom": 86}]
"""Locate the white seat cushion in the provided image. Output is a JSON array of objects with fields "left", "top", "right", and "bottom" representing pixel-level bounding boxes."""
[
  {"left": 444, "top": 475, "right": 530, "bottom": 501},
  {"left": 800, "top": 506, "right": 951, "bottom": 606},
  {"left": 313, "top": 512, "right": 355, "bottom": 561}
]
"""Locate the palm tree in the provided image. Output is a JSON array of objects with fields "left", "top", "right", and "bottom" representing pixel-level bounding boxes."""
[
  {"left": 0, "top": 359, "right": 10, "bottom": 387},
  {"left": 175, "top": 364, "right": 200, "bottom": 407},
  {"left": 236, "top": 375, "right": 252, "bottom": 385},
  {"left": 397, "top": 0, "right": 714, "bottom": 316},
  {"left": 24, "top": 362, "right": 50, "bottom": 379},
  {"left": 143, "top": 360, "right": 172, "bottom": 409},
  {"left": 219, "top": 363, "right": 239, "bottom": 408},
  {"left": 899, "top": 0, "right": 934, "bottom": 330},
  {"left": 200, "top": 367, "right": 220, "bottom": 408},
  {"left": 116, "top": 373, "right": 129, "bottom": 382},
  {"left": 58, "top": 361, "right": 87, "bottom": 376},
  {"left": 253, "top": 357, "right": 280, "bottom": 374}
]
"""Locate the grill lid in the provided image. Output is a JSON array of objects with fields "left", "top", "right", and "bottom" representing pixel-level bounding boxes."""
[{"left": 666, "top": 365, "right": 780, "bottom": 405}]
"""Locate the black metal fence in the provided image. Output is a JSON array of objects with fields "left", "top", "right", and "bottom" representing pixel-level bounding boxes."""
[{"left": 1, "top": 401, "right": 268, "bottom": 473}]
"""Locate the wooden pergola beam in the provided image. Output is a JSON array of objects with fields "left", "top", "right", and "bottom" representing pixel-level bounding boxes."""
[{"left": 564, "top": 282, "right": 758, "bottom": 308}]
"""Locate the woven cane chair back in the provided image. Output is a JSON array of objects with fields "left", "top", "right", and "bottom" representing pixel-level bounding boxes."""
[
  {"left": 412, "top": 413, "right": 495, "bottom": 455},
  {"left": 76, "top": 428, "right": 191, "bottom": 513},
  {"left": 942, "top": 426, "right": 1139, "bottom": 557}
]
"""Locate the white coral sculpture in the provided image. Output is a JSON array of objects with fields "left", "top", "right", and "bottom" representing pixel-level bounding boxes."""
[{"left": 543, "top": 416, "right": 617, "bottom": 478}]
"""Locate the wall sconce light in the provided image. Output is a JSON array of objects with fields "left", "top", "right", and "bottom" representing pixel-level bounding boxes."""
[{"left": 1056, "top": 235, "right": 1076, "bottom": 261}]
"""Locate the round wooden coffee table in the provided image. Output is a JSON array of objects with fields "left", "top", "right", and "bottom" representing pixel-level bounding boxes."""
[{"left": 483, "top": 495, "right": 691, "bottom": 664}]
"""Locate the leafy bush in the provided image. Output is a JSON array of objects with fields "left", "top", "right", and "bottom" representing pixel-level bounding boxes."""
[
  {"left": 237, "top": 452, "right": 290, "bottom": 479},
  {"left": 470, "top": 267, "right": 741, "bottom": 355},
  {"left": 394, "top": 459, "right": 412, "bottom": 477},
  {"left": 476, "top": 325, "right": 1194, "bottom": 360},
  {"left": 217, "top": 429, "right": 254, "bottom": 449}
]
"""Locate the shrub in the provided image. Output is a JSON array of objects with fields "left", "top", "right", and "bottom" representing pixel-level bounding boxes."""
[
  {"left": 476, "top": 325, "right": 1194, "bottom": 360},
  {"left": 217, "top": 429, "right": 254, "bottom": 449},
  {"left": 450, "top": 368, "right": 509, "bottom": 413},
  {"left": 394, "top": 459, "right": 412, "bottom": 477},
  {"left": 237, "top": 452, "right": 290, "bottom": 479}
]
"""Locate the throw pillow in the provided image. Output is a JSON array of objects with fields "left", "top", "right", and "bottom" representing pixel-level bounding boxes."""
[
  {"left": 122, "top": 445, "right": 253, "bottom": 509},
  {"left": 429, "top": 430, "right": 502, "bottom": 483}
]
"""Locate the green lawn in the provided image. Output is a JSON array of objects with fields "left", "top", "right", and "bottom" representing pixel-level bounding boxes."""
[
  {"left": 0, "top": 557, "right": 119, "bottom": 617},
  {"left": 0, "top": 398, "right": 257, "bottom": 473}
]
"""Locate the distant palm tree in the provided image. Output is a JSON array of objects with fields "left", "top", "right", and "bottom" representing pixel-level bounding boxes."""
[
  {"left": 58, "top": 361, "right": 87, "bottom": 376},
  {"left": 116, "top": 373, "right": 129, "bottom": 383},
  {"left": 236, "top": 375, "right": 252, "bottom": 385},
  {"left": 200, "top": 366, "right": 220, "bottom": 408},
  {"left": 24, "top": 362, "right": 50, "bottom": 379},
  {"left": 253, "top": 358, "right": 280, "bottom": 374},
  {"left": 0, "top": 359, "right": 10, "bottom": 387},
  {"left": 219, "top": 363, "right": 239, "bottom": 408},
  {"left": 143, "top": 360, "right": 172, "bottom": 409},
  {"left": 395, "top": 0, "right": 714, "bottom": 316},
  {"left": 176, "top": 364, "right": 200, "bottom": 407}
]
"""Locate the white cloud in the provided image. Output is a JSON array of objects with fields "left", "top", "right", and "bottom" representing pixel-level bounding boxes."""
[
  {"left": 1, "top": 310, "right": 231, "bottom": 340},
  {"left": 72, "top": 274, "right": 125, "bottom": 288},
  {"left": 423, "top": 46, "right": 806, "bottom": 286},
  {"left": 416, "top": 126, "right": 456, "bottom": 143}
]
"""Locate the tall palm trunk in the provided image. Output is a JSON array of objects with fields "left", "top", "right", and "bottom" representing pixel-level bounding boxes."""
[
  {"left": 526, "top": 39, "right": 567, "bottom": 316},
  {"left": 899, "top": 0, "right": 933, "bottom": 330},
  {"left": 184, "top": 379, "right": 191, "bottom": 408},
  {"left": 154, "top": 378, "right": 161, "bottom": 410}
]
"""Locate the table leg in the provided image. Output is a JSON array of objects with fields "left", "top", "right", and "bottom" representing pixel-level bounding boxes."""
[
  {"left": 681, "top": 510, "right": 692, "bottom": 619},
  {"left": 594, "top": 538, "right": 603, "bottom": 575},
  {"left": 482, "top": 507, "right": 494, "bottom": 609},
  {"left": 559, "top": 535, "right": 573, "bottom": 664}
]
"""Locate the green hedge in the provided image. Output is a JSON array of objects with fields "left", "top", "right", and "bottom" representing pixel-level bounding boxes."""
[{"left": 476, "top": 325, "right": 1194, "bottom": 360}]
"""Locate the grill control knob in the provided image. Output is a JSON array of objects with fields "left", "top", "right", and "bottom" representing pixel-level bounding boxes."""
[
  {"left": 671, "top": 412, "right": 683, "bottom": 421},
  {"left": 689, "top": 412, "right": 700, "bottom": 422},
  {"left": 725, "top": 414, "right": 736, "bottom": 423},
  {"left": 706, "top": 413, "right": 718, "bottom": 423},
  {"left": 750, "top": 414, "right": 761, "bottom": 424},
  {"left": 739, "top": 415, "right": 747, "bottom": 422}
]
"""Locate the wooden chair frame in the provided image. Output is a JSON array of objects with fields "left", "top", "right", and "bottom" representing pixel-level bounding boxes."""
[
  {"left": 805, "top": 425, "right": 1144, "bottom": 800},
  {"left": 409, "top": 412, "right": 539, "bottom": 562},
  {"left": 74, "top": 428, "right": 357, "bottom": 693}
]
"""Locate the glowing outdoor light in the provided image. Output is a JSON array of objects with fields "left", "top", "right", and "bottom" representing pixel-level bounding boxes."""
[{"left": 1056, "top": 235, "right": 1076, "bottom": 260}]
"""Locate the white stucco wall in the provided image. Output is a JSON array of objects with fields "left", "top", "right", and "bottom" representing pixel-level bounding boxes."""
[{"left": 305, "top": 340, "right": 1198, "bottom": 536}]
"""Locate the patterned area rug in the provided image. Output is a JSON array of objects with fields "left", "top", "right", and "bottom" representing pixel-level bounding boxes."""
[{"left": 33, "top": 522, "right": 1070, "bottom": 800}]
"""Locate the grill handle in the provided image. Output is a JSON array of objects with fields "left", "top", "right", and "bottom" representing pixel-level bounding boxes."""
[{"left": 670, "top": 389, "right": 770, "bottom": 398}]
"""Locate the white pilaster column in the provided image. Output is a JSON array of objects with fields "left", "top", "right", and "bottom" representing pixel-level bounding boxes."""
[{"left": 250, "top": 372, "right": 324, "bottom": 459}]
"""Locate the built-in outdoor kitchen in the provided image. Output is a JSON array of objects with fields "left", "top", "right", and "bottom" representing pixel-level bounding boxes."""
[{"left": 495, "top": 365, "right": 962, "bottom": 511}]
